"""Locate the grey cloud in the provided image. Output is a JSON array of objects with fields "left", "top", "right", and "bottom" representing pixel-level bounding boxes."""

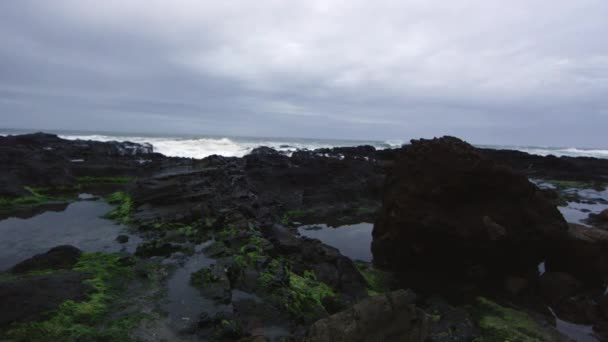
[{"left": 0, "top": 1, "right": 607, "bottom": 146}]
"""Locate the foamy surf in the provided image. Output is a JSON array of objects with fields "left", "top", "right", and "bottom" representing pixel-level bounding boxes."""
[
  {"left": 1, "top": 130, "right": 607, "bottom": 160},
  {"left": 53, "top": 134, "right": 395, "bottom": 159}
]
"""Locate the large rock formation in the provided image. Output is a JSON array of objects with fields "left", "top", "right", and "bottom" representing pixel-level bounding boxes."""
[
  {"left": 305, "top": 289, "right": 429, "bottom": 342},
  {"left": 372, "top": 137, "right": 569, "bottom": 287},
  {"left": 0, "top": 132, "right": 162, "bottom": 197}
]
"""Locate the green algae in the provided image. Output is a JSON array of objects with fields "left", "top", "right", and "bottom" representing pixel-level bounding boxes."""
[
  {"left": 288, "top": 270, "right": 335, "bottom": 306},
  {"left": 191, "top": 267, "right": 220, "bottom": 286},
  {"left": 355, "top": 261, "right": 390, "bottom": 295},
  {"left": 4, "top": 252, "right": 143, "bottom": 341},
  {"left": 268, "top": 269, "right": 336, "bottom": 323},
  {"left": 76, "top": 176, "right": 134, "bottom": 185},
  {"left": 280, "top": 209, "right": 317, "bottom": 225},
  {"left": 0, "top": 175, "right": 137, "bottom": 210},
  {"left": 104, "top": 191, "right": 133, "bottom": 223},
  {"left": 0, "top": 187, "right": 51, "bottom": 209},
  {"left": 471, "top": 297, "right": 555, "bottom": 342}
]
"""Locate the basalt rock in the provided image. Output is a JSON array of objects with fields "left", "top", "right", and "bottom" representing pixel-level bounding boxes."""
[
  {"left": 545, "top": 224, "right": 608, "bottom": 286},
  {"left": 305, "top": 289, "right": 430, "bottom": 342},
  {"left": 372, "top": 137, "right": 569, "bottom": 288},
  {"left": 0, "top": 271, "right": 93, "bottom": 328},
  {"left": 539, "top": 272, "right": 582, "bottom": 306},
  {"left": 481, "top": 148, "right": 608, "bottom": 184},
  {"left": 10, "top": 245, "right": 82, "bottom": 274},
  {"left": 585, "top": 209, "right": 608, "bottom": 230},
  {"left": 0, "top": 132, "right": 166, "bottom": 198}
]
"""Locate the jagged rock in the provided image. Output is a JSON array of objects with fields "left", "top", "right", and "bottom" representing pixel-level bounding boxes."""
[
  {"left": 134, "top": 240, "right": 183, "bottom": 258},
  {"left": 425, "top": 296, "right": 479, "bottom": 342},
  {"left": 585, "top": 209, "right": 608, "bottom": 230},
  {"left": 545, "top": 224, "right": 608, "bottom": 286},
  {"left": 10, "top": 245, "right": 82, "bottom": 274},
  {"left": 0, "top": 132, "right": 164, "bottom": 198},
  {"left": 372, "top": 137, "right": 569, "bottom": 287},
  {"left": 115, "top": 234, "right": 129, "bottom": 244},
  {"left": 190, "top": 264, "right": 231, "bottom": 304},
  {"left": 305, "top": 289, "right": 429, "bottom": 342}
]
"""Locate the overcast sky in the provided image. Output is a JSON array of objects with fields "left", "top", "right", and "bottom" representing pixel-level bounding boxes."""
[{"left": 0, "top": 1, "right": 607, "bottom": 146}]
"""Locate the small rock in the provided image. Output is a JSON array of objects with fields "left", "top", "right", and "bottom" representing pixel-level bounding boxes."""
[
  {"left": 11, "top": 245, "right": 82, "bottom": 274},
  {"left": 116, "top": 235, "right": 129, "bottom": 244},
  {"left": 190, "top": 264, "right": 231, "bottom": 304},
  {"left": 306, "top": 289, "right": 429, "bottom": 342}
]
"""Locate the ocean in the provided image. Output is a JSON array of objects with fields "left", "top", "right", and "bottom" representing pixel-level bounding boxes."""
[{"left": 1, "top": 129, "right": 607, "bottom": 160}]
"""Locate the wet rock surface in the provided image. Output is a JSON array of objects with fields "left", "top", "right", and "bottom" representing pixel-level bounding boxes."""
[
  {"left": 10, "top": 245, "right": 82, "bottom": 274},
  {"left": 0, "top": 132, "right": 167, "bottom": 198},
  {"left": 2, "top": 133, "right": 608, "bottom": 341},
  {"left": 0, "top": 270, "right": 93, "bottom": 328},
  {"left": 305, "top": 289, "right": 429, "bottom": 342}
]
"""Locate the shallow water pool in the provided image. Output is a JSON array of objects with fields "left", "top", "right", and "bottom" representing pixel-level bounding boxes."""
[
  {"left": 0, "top": 199, "right": 141, "bottom": 270},
  {"left": 297, "top": 222, "right": 373, "bottom": 262}
]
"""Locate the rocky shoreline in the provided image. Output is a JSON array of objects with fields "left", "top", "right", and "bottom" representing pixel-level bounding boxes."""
[{"left": 1, "top": 132, "right": 608, "bottom": 341}]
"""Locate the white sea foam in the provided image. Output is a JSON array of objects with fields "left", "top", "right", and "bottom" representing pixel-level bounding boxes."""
[
  {"left": 477, "top": 144, "right": 608, "bottom": 159},
  {"left": 55, "top": 134, "right": 389, "bottom": 159},
  {"left": 1, "top": 130, "right": 607, "bottom": 159}
]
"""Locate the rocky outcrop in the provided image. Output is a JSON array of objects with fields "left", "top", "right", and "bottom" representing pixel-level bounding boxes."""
[
  {"left": 545, "top": 224, "right": 608, "bottom": 286},
  {"left": 10, "top": 245, "right": 82, "bottom": 274},
  {"left": 305, "top": 289, "right": 429, "bottom": 342},
  {"left": 585, "top": 209, "right": 608, "bottom": 230},
  {"left": 0, "top": 132, "right": 164, "bottom": 198},
  {"left": 481, "top": 148, "right": 608, "bottom": 184},
  {"left": 130, "top": 145, "right": 385, "bottom": 225},
  {"left": 0, "top": 271, "right": 93, "bottom": 328},
  {"left": 372, "top": 137, "right": 569, "bottom": 288}
]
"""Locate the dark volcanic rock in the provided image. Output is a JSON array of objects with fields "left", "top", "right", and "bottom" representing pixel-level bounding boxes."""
[
  {"left": 115, "top": 234, "right": 129, "bottom": 244},
  {"left": 135, "top": 240, "right": 184, "bottom": 258},
  {"left": 266, "top": 225, "right": 368, "bottom": 300},
  {"left": 545, "top": 224, "right": 608, "bottom": 286},
  {"left": 305, "top": 289, "right": 429, "bottom": 342},
  {"left": 10, "top": 245, "right": 82, "bottom": 274},
  {"left": 585, "top": 209, "right": 608, "bottom": 230},
  {"left": 0, "top": 132, "right": 165, "bottom": 198},
  {"left": 481, "top": 148, "right": 608, "bottom": 184},
  {"left": 0, "top": 271, "right": 93, "bottom": 327},
  {"left": 372, "top": 137, "right": 569, "bottom": 288},
  {"left": 539, "top": 272, "right": 582, "bottom": 306}
]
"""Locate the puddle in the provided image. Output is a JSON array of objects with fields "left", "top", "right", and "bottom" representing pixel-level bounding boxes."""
[
  {"left": 533, "top": 180, "right": 608, "bottom": 225},
  {"left": 549, "top": 307, "right": 599, "bottom": 342},
  {"left": 163, "top": 242, "right": 231, "bottom": 331},
  {"left": 298, "top": 222, "right": 373, "bottom": 262},
  {"left": 0, "top": 199, "right": 141, "bottom": 270},
  {"left": 558, "top": 188, "right": 607, "bottom": 225}
]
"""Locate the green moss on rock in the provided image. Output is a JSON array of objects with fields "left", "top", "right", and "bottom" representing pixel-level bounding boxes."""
[
  {"left": 4, "top": 252, "right": 142, "bottom": 341},
  {"left": 355, "top": 261, "right": 390, "bottom": 295},
  {"left": 191, "top": 267, "right": 220, "bottom": 286},
  {"left": 76, "top": 176, "right": 134, "bottom": 185},
  {"left": 104, "top": 191, "right": 133, "bottom": 223},
  {"left": 0, "top": 186, "right": 51, "bottom": 208},
  {"left": 472, "top": 297, "right": 556, "bottom": 342}
]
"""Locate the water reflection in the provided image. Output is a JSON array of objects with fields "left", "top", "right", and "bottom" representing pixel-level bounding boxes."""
[{"left": 298, "top": 222, "right": 373, "bottom": 262}]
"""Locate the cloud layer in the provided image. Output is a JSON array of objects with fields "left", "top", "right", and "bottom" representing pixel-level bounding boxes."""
[{"left": 1, "top": 1, "right": 607, "bottom": 146}]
